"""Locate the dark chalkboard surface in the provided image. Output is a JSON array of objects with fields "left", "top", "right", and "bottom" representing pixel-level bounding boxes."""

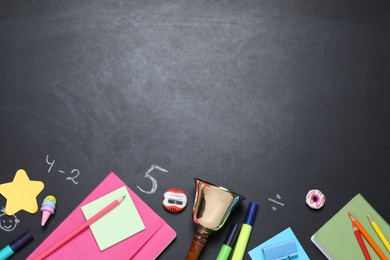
[{"left": 1, "top": 0, "right": 389, "bottom": 259}]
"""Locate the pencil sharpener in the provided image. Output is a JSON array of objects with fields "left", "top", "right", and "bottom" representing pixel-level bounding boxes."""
[
  {"left": 163, "top": 188, "right": 187, "bottom": 213},
  {"left": 306, "top": 189, "right": 325, "bottom": 209}
]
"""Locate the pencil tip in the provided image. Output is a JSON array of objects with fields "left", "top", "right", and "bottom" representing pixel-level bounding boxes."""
[
  {"left": 367, "top": 214, "right": 373, "bottom": 222},
  {"left": 352, "top": 222, "right": 358, "bottom": 230},
  {"left": 348, "top": 212, "right": 355, "bottom": 221}
]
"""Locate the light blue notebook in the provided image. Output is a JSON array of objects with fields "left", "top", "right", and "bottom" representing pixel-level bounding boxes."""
[{"left": 248, "top": 227, "right": 310, "bottom": 260}]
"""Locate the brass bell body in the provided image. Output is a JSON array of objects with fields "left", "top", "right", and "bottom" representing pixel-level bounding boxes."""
[{"left": 186, "top": 178, "right": 245, "bottom": 260}]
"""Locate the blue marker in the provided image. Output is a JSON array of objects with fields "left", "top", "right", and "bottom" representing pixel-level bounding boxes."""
[{"left": 0, "top": 231, "right": 34, "bottom": 260}]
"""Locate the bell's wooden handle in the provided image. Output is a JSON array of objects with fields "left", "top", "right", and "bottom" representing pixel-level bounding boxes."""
[{"left": 185, "top": 230, "right": 209, "bottom": 260}]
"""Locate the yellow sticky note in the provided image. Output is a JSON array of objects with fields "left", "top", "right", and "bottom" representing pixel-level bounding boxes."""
[{"left": 0, "top": 169, "right": 44, "bottom": 215}]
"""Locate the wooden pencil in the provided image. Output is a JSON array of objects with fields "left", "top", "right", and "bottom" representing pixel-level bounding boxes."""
[
  {"left": 34, "top": 196, "right": 125, "bottom": 260},
  {"left": 353, "top": 222, "right": 371, "bottom": 260},
  {"left": 348, "top": 212, "right": 387, "bottom": 260}
]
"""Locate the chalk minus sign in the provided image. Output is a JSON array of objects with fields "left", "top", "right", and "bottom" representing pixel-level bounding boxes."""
[{"left": 267, "top": 198, "right": 285, "bottom": 206}]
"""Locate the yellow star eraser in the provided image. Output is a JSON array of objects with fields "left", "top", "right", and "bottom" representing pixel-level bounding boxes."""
[{"left": 0, "top": 169, "right": 44, "bottom": 215}]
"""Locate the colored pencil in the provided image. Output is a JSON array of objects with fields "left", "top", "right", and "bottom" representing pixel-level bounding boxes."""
[
  {"left": 367, "top": 214, "right": 390, "bottom": 254},
  {"left": 34, "top": 196, "right": 125, "bottom": 260},
  {"left": 348, "top": 212, "right": 387, "bottom": 260},
  {"left": 353, "top": 222, "right": 371, "bottom": 260}
]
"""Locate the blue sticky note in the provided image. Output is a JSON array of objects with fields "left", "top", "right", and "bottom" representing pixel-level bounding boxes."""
[
  {"left": 248, "top": 227, "right": 310, "bottom": 260},
  {"left": 263, "top": 240, "right": 298, "bottom": 260}
]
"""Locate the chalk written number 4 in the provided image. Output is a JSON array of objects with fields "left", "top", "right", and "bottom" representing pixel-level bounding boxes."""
[{"left": 46, "top": 155, "right": 80, "bottom": 185}]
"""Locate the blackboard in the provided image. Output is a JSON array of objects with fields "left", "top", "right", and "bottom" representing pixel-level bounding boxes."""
[{"left": 1, "top": 0, "right": 389, "bottom": 259}]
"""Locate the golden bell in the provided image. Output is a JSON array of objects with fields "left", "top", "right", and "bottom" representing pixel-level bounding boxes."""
[{"left": 185, "top": 178, "right": 245, "bottom": 260}]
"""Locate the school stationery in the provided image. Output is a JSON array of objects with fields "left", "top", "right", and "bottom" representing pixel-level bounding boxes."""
[
  {"left": 0, "top": 169, "right": 44, "bottom": 215},
  {"left": 248, "top": 227, "right": 309, "bottom": 260},
  {"left": 0, "top": 231, "right": 34, "bottom": 260},
  {"left": 262, "top": 240, "right": 298, "bottom": 260},
  {"left": 311, "top": 193, "right": 390, "bottom": 260},
  {"left": 34, "top": 196, "right": 125, "bottom": 260},
  {"left": 81, "top": 186, "right": 145, "bottom": 251},
  {"left": 232, "top": 202, "right": 259, "bottom": 260},
  {"left": 27, "top": 172, "right": 176, "bottom": 260},
  {"left": 348, "top": 212, "right": 386, "bottom": 260},
  {"left": 40, "top": 195, "right": 57, "bottom": 226},
  {"left": 368, "top": 214, "right": 390, "bottom": 253},
  {"left": 216, "top": 223, "right": 239, "bottom": 260},
  {"left": 353, "top": 222, "right": 371, "bottom": 260}
]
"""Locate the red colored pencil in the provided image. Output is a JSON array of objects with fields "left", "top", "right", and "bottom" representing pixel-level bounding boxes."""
[
  {"left": 353, "top": 222, "right": 372, "bottom": 260},
  {"left": 348, "top": 212, "right": 387, "bottom": 260},
  {"left": 34, "top": 196, "right": 125, "bottom": 260}
]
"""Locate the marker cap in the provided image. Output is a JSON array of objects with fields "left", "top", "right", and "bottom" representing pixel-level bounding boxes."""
[
  {"left": 243, "top": 202, "right": 259, "bottom": 226},
  {"left": 223, "top": 223, "right": 239, "bottom": 247},
  {"left": 10, "top": 231, "right": 34, "bottom": 253}
]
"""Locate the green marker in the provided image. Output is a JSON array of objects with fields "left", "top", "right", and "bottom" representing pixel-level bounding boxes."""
[
  {"left": 216, "top": 223, "right": 239, "bottom": 260},
  {"left": 231, "top": 202, "right": 259, "bottom": 260}
]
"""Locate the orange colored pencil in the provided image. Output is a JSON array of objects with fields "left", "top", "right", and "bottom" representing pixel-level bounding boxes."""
[{"left": 348, "top": 212, "right": 387, "bottom": 260}]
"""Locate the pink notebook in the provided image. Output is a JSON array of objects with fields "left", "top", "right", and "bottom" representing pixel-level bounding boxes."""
[{"left": 27, "top": 172, "right": 176, "bottom": 259}]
